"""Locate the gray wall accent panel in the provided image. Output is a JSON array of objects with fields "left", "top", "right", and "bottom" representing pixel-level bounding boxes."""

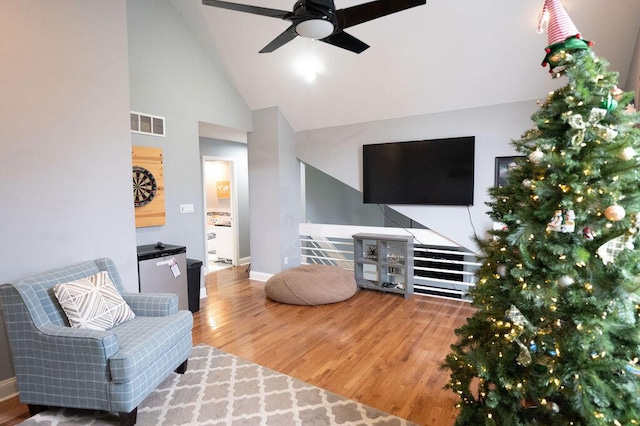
[{"left": 304, "top": 163, "right": 384, "bottom": 226}]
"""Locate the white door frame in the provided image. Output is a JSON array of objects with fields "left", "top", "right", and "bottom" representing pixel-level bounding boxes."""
[{"left": 202, "top": 155, "right": 239, "bottom": 274}]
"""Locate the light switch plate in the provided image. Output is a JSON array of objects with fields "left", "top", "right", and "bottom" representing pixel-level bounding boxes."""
[{"left": 179, "top": 204, "right": 194, "bottom": 214}]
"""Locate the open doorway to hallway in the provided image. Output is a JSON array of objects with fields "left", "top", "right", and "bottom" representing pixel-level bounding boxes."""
[{"left": 203, "top": 158, "right": 237, "bottom": 272}]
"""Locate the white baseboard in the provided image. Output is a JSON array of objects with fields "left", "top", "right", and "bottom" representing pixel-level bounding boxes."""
[
  {"left": 0, "top": 377, "right": 18, "bottom": 402},
  {"left": 239, "top": 256, "right": 251, "bottom": 266},
  {"left": 249, "top": 271, "right": 273, "bottom": 282},
  {"left": 200, "top": 286, "right": 207, "bottom": 299}
]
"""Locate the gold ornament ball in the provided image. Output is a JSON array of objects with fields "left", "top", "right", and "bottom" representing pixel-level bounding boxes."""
[{"left": 604, "top": 204, "right": 626, "bottom": 221}]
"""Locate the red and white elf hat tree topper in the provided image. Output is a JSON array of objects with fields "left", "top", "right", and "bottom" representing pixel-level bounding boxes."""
[{"left": 537, "top": 0, "right": 592, "bottom": 72}]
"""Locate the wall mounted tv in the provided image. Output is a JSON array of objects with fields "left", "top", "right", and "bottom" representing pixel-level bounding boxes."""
[{"left": 362, "top": 136, "right": 475, "bottom": 206}]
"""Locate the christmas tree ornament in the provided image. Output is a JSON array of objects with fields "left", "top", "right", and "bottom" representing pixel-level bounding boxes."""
[
  {"left": 560, "top": 210, "right": 575, "bottom": 233},
  {"left": 630, "top": 213, "right": 640, "bottom": 231},
  {"left": 601, "top": 94, "right": 618, "bottom": 112},
  {"left": 516, "top": 340, "right": 532, "bottom": 366},
  {"left": 588, "top": 108, "right": 607, "bottom": 124},
  {"left": 505, "top": 305, "right": 535, "bottom": 332},
  {"left": 529, "top": 149, "right": 544, "bottom": 164},
  {"left": 597, "top": 234, "right": 633, "bottom": 264},
  {"left": 558, "top": 275, "right": 575, "bottom": 287},
  {"left": 604, "top": 204, "right": 626, "bottom": 221},
  {"left": 568, "top": 114, "right": 585, "bottom": 129},
  {"left": 571, "top": 130, "right": 585, "bottom": 147},
  {"left": 611, "top": 86, "right": 624, "bottom": 100},
  {"left": 537, "top": 0, "right": 592, "bottom": 72},
  {"left": 625, "top": 363, "right": 640, "bottom": 376},
  {"left": 545, "top": 401, "right": 560, "bottom": 413},
  {"left": 522, "top": 179, "right": 533, "bottom": 188},
  {"left": 582, "top": 227, "right": 594, "bottom": 240},
  {"left": 546, "top": 210, "right": 563, "bottom": 232},
  {"left": 496, "top": 264, "right": 507, "bottom": 277},
  {"left": 596, "top": 126, "right": 618, "bottom": 142},
  {"left": 616, "top": 147, "right": 636, "bottom": 161}
]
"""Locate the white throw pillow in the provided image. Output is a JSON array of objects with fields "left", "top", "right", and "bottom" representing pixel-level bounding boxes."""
[{"left": 54, "top": 271, "right": 135, "bottom": 330}]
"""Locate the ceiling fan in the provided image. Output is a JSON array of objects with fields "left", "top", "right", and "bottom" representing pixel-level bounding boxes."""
[{"left": 202, "top": 0, "right": 426, "bottom": 54}]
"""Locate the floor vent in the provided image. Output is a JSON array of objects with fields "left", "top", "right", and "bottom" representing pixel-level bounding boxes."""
[{"left": 131, "top": 111, "right": 165, "bottom": 137}]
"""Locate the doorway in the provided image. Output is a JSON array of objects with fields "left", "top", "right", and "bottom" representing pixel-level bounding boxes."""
[{"left": 203, "top": 157, "right": 238, "bottom": 273}]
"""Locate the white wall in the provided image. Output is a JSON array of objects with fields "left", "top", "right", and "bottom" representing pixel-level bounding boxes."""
[
  {"left": 127, "top": 0, "right": 252, "bottom": 263},
  {"left": 0, "top": 1, "right": 135, "bottom": 384},
  {"left": 296, "top": 101, "right": 539, "bottom": 251}
]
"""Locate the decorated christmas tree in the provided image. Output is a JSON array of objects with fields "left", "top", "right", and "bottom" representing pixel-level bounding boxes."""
[{"left": 444, "top": 0, "right": 640, "bottom": 424}]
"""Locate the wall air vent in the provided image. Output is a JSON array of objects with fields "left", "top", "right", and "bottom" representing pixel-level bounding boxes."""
[{"left": 130, "top": 111, "right": 165, "bottom": 137}]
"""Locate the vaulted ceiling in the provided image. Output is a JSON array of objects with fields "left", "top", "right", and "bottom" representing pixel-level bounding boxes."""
[{"left": 171, "top": 0, "right": 640, "bottom": 132}]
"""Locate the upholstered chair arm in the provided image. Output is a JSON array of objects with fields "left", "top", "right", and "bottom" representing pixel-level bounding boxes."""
[
  {"left": 0, "top": 283, "right": 120, "bottom": 367},
  {"left": 35, "top": 323, "right": 120, "bottom": 358},
  {"left": 121, "top": 292, "right": 178, "bottom": 316}
]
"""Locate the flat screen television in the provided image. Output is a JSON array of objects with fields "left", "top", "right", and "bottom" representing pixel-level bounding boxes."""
[{"left": 362, "top": 136, "right": 475, "bottom": 206}]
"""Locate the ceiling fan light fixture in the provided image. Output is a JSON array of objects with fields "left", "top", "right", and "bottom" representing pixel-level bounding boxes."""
[
  {"left": 293, "top": 55, "right": 323, "bottom": 83},
  {"left": 295, "top": 19, "right": 334, "bottom": 39}
]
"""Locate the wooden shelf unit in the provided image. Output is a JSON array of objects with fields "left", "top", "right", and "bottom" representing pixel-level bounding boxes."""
[{"left": 353, "top": 233, "right": 414, "bottom": 299}]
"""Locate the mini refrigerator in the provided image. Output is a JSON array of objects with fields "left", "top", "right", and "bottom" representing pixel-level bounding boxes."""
[{"left": 137, "top": 244, "right": 188, "bottom": 311}]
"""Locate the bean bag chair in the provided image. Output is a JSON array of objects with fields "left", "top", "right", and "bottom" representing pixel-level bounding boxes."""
[{"left": 265, "top": 264, "right": 357, "bottom": 305}]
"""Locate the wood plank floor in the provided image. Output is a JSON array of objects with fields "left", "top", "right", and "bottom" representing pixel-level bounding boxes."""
[{"left": 0, "top": 266, "right": 475, "bottom": 426}]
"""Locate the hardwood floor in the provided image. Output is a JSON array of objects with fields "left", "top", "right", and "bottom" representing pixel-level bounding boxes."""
[{"left": 0, "top": 266, "right": 475, "bottom": 426}]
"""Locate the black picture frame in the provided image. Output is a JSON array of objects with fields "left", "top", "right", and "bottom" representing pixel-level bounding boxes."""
[{"left": 495, "top": 156, "right": 525, "bottom": 187}]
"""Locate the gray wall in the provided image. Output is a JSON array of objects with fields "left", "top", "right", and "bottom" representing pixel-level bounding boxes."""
[
  {"left": 0, "top": 1, "right": 135, "bottom": 384},
  {"left": 200, "top": 138, "right": 250, "bottom": 260},
  {"left": 296, "top": 101, "right": 538, "bottom": 251},
  {"left": 304, "top": 164, "right": 427, "bottom": 229},
  {"left": 249, "top": 107, "right": 301, "bottom": 275},
  {"left": 304, "top": 163, "right": 385, "bottom": 226},
  {"left": 127, "top": 0, "right": 252, "bottom": 263},
  {"left": 0, "top": 0, "right": 253, "bottom": 392}
]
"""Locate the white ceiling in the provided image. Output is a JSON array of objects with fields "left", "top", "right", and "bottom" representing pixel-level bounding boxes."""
[{"left": 173, "top": 0, "right": 640, "bottom": 133}]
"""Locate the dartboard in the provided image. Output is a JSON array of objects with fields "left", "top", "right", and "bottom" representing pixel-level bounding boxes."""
[{"left": 132, "top": 166, "right": 157, "bottom": 208}]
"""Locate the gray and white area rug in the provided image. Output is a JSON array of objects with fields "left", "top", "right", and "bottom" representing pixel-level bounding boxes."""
[{"left": 21, "top": 344, "right": 417, "bottom": 425}]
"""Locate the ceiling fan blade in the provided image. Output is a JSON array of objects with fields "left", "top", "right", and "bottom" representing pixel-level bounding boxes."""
[
  {"left": 304, "top": 0, "right": 336, "bottom": 11},
  {"left": 259, "top": 25, "right": 298, "bottom": 53},
  {"left": 202, "top": 0, "right": 292, "bottom": 19},
  {"left": 321, "top": 31, "right": 369, "bottom": 54},
  {"left": 336, "top": 0, "right": 426, "bottom": 29}
]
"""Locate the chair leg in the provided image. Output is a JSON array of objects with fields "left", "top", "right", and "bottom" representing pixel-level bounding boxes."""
[
  {"left": 175, "top": 359, "right": 188, "bottom": 374},
  {"left": 28, "top": 404, "right": 48, "bottom": 416},
  {"left": 118, "top": 407, "right": 137, "bottom": 426}
]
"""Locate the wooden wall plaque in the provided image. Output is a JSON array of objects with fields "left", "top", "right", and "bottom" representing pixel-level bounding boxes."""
[{"left": 132, "top": 146, "right": 165, "bottom": 227}]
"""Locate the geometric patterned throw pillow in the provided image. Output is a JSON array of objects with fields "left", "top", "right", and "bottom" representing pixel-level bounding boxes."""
[
  {"left": 86, "top": 271, "right": 135, "bottom": 326},
  {"left": 53, "top": 272, "right": 135, "bottom": 330}
]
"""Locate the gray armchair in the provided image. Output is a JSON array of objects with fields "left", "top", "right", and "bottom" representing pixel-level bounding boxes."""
[{"left": 0, "top": 258, "right": 193, "bottom": 426}]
